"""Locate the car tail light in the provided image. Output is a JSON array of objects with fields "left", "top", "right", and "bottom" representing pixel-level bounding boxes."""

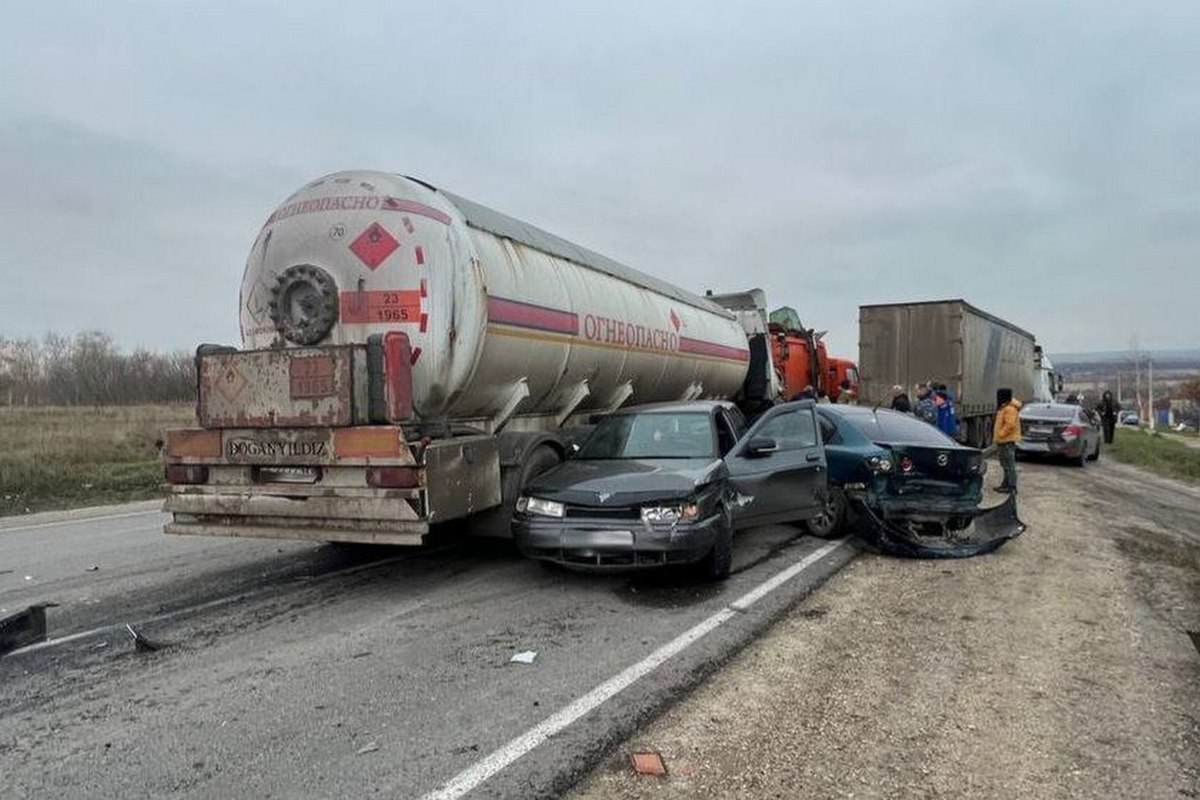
[
  {"left": 865, "top": 455, "right": 893, "bottom": 473},
  {"left": 1061, "top": 424, "right": 1083, "bottom": 440},
  {"left": 366, "top": 466, "right": 421, "bottom": 488},
  {"left": 165, "top": 464, "right": 209, "bottom": 485},
  {"left": 899, "top": 455, "right": 915, "bottom": 473}
]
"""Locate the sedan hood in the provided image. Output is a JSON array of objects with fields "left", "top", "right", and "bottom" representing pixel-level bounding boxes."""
[{"left": 526, "top": 458, "right": 723, "bottom": 507}]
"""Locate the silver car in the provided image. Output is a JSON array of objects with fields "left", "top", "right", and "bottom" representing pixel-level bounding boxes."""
[{"left": 1017, "top": 403, "right": 1102, "bottom": 466}]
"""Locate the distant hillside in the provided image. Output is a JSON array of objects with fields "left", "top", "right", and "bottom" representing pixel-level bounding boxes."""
[{"left": 1050, "top": 348, "right": 1200, "bottom": 366}]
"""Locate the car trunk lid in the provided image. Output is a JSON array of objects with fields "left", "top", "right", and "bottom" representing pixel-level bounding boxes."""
[{"left": 884, "top": 443, "right": 983, "bottom": 496}]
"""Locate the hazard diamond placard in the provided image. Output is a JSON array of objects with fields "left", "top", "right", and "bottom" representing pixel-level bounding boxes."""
[{"left": 349, "top": 222, "right": 400, "bottom": 270}]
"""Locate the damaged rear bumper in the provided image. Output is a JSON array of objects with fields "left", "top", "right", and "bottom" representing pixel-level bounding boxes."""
[{"left": 852, "top": 493, "right": 1027, "bottom": 558}]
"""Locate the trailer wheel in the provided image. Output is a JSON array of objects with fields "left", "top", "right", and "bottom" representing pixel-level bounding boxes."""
[{"left": 474, "top": 444, "right": 562, "bottom": 539}]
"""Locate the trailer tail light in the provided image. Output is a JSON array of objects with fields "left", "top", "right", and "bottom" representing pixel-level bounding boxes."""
[
  {"left": 165, "top": 464, "right": 209, "bottom": 485},
  {"left": 366, "top": 467, "right": 421, "bottom": 489},
  {"left": 383, "top": 331, "right": 414, "bottom": 421},
  {"left": 1061, "top": 424, "right": 1083, "bottom": 440}
]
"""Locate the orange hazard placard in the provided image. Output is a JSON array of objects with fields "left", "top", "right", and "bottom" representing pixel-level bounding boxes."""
[{"left": 339, "top": 290, "right": 422, "bottom": 324}]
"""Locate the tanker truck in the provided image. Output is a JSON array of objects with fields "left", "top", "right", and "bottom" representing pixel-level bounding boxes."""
[{"left": 162, "top": 171, "right": 781, "bottom": 545}]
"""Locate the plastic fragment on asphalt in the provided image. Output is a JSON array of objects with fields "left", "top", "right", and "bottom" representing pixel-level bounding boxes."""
[
  {"left": 357, "top": 741, "right": 381, "bottom": 755},
  {"left": 510, "top": 650, "right": 537, "bottom": 664},
  {"left": 86, "top": 565, "right": 100, "bottom": 572},
  {"left": 125, "top": 624, "right": 162, "bottom": 653},
  {"left": 630, "top": 751, "right": 668, "bottom": 776}
]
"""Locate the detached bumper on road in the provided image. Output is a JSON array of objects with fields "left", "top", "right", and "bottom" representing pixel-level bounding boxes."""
[
  {"left": 852, "top": 494, "right": 1027, "bottom": 559},
  {"left": 513, "top": 513, "right": 721, "bottom": 570}
]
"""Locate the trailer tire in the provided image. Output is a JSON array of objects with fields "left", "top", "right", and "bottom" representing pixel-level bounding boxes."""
[{"left": 474, "top": 444, "right": 562, "bottom": 539}]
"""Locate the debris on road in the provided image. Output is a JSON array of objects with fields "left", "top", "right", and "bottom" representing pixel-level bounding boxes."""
[
  {"left": 510, "top": 650, "right": 538, "bottom": 664},
  {"left": 857, "top": 493, "right": 1027, "bottom": 559},
  {"left": 85, "top": 565, "right": 100, "bottom": 572},
  {"left": 356, "top": 741, "right": 381, "bottom": 755},
  {"left": 125, "top": 624, "right": 163, "bottom": 653},
  {"left": 630, "top": 751, "right": 667, "bottom": 777}
]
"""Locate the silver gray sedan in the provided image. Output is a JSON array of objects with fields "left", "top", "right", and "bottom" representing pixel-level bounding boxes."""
[{"left": 1016, "top": 403, "right": 1102, "bottom": 466}]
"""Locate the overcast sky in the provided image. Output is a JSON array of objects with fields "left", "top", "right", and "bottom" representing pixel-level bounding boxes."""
[{"left": 2, "top": 1, "right": 1197, "bottom": 356}]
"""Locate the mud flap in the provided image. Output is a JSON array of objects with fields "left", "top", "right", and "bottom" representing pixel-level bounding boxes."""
[{"left": 853, "top": 494, "right": 1027, "bottom": 559}]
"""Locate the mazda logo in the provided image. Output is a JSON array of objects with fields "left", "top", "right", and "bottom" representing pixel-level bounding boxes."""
[{"left": 936, "top": 453, "right": 949, "bottom": 467}]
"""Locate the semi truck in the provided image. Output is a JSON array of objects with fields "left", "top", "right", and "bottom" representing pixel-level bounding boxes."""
[
  {"left": 163, "top": 170, "right": 799, "bottom": 545},
  {"left": 857, "top": 299, "right": 1038, "bottom": 448}
]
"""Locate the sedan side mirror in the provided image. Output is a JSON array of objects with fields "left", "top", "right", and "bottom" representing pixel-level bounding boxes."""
[{"left": 745, "top": 437, "right": 778, "bottom": 457}]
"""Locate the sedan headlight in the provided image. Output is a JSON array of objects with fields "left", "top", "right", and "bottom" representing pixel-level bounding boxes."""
[
  {"left": 517, "top": 496, "right": 564, "bottom": 518},
  {"left": 641, "top": 503, "right": 702, "bottom": 523}
]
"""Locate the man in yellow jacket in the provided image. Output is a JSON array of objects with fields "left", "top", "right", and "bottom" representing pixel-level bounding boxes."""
[{"left": 993, "top": 388, "right": 1022, "bottom": 493}]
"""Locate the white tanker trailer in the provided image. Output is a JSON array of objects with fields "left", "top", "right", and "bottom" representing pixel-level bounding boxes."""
[{"left": 163, "top": 171, "right": 780, "bottom": 544}]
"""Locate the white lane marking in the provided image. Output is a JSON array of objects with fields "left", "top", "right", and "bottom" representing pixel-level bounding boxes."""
[
  {"left": 0, "top": 509, "right": 163, "bottom": 534},
  {"left": 729, "top": 543, "right": 844, "bottom": 612},
  {"left": 417, "top": 538, "right": 849, "bottom": 800}
]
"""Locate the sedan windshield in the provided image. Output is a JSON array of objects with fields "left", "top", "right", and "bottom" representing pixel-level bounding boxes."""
[
  {"left": 577, "top": 412, "right": 715, "bottom": 459},
  {"left": 844, "top": 410, "right": 958, "bottom": 446}
]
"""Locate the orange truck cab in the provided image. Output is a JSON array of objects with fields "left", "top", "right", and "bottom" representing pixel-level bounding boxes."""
[
  {"left": 827, "top": 356, "right": 860, "bottom": 401},
  {"left": 767, "top": 307, "right": 831, "bottom": 400}
]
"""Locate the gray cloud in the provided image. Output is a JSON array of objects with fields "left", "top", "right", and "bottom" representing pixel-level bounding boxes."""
[{"left": 2, "top": 0, "right": 1197, "bottom": 353}]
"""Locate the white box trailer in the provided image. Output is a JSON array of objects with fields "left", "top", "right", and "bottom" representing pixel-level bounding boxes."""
[
  {"left": 164, "top": 171, "right": 778, "bottom": 544},
  {"left": 857, "top": 299, "right": 1038, "bottom": 448}
]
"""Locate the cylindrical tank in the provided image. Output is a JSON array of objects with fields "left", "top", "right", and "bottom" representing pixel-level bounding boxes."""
[{"left": 240, "top": 171, "right": 751, "bottom": 423}]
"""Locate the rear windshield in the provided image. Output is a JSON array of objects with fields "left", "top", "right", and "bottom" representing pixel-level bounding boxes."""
[
  {"left": 1020, "top": 405, "right": 1077, "bottom": 420},
  {"left": 843, "top": 411, "right": 957, "bottom": 445}
]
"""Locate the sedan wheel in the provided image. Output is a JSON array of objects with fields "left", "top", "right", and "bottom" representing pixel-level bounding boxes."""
[
  {"left": 806, "top": 488, "right": 846, "bottom": 539},
  {"left": 696, "top": 506, "right": 734, "bottom": 581}
]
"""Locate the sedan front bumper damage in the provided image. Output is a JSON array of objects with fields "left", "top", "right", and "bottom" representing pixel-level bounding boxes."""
[
  {"left": 852, "top": 493, "right": 1027, "bottom": 559},
  {"left": 513, "top": 513, "right": 723, "bottom": 571}
]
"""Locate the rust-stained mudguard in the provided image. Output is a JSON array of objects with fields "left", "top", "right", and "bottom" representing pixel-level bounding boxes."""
[{"left": 851, "top": 494, "right": 1027, "bottom": 559}]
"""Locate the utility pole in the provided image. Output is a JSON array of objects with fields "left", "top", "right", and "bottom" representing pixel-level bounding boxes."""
[{"left": 1148, "top": 358, "right": 1155, "bottom": 431}]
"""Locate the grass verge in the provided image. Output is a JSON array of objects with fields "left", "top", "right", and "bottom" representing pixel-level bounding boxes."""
[
  {"left": 0, "top": 405, "right": 195, "bottom": 516},
  {"left": 1108, "top": 427, "right": 1200, "bottom": 486}
]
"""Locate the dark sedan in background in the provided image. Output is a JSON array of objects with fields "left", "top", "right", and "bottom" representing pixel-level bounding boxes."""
[
  {"left": 809, "top": 405, "right": 1023, "bottom": 557},
  {"left": 1017, "top": 402, "right": 1102, "bottom": 466},
  {"left": 512, "top": 400, "right": 827, "bottom": 579}
]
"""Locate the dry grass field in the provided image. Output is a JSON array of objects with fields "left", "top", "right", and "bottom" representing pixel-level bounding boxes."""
[{"left": 0, "top": 405, "right": 196, "bottom": 516}]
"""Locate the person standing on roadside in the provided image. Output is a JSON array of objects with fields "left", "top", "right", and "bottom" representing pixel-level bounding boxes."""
[
  {"left": 1098, "top": 390, "right": 1119, "bottom": 444},
  {"left": 836, "top": 379, "right": 855, "bottom": 404},
  {"left": 993, "top": 387, "right": 1022, "bottom": 493},
  {"left": 914, "top": 384, "right": 937, "bottom": 425},
  {"left": 890, "top": 384, "right": 912, "bottom": 413},
  {"left": 934, "top": 384, "right": 959, "bottom": 438}
]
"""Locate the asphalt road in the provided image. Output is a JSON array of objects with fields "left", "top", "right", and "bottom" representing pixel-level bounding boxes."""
[{"left": 0, "top": 503, "right": 855, "bottom": 799}]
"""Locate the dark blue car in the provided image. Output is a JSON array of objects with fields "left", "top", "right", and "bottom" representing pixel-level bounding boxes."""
[{"left": 806, "top": 406, "right": 1021, "bottom": 557}]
